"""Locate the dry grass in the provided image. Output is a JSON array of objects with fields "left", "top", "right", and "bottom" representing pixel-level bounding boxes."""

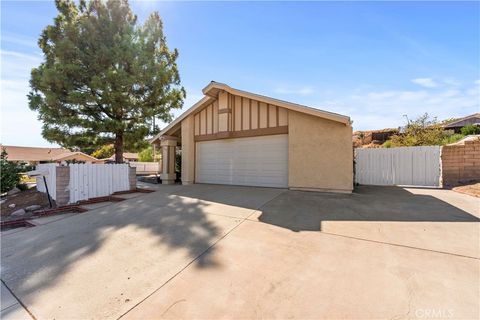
[{"left": 452, "top": 181, "right": 480, "bottom": 198}]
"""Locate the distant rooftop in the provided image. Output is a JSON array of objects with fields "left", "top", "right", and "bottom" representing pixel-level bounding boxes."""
[
  {"left": 1, "top": 145, "right": 69, "bottom": 162},
  {"left": 444, "top": 113, "right": 480, "bottom": 129}
]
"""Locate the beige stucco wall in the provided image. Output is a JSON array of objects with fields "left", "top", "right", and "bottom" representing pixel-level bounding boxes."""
[
  {"left": 288, "top": 111, "right": 353, "bottom": 193},
  {"left": 181, "top": 114, "right": 195, "bottom": 185}
]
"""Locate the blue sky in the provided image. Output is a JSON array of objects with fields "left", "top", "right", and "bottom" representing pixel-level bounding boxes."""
[{"left": 1, "top": 1, "right": 479, "bottom": 147}]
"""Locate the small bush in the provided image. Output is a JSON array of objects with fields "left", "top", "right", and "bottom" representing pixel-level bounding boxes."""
[
  {"left": 138, "top": 146, "right": 161, "bottom": 162},
  {"left": 382, "top": 140, "right": 393, "bottom": 148},
  {"left": 175, "top": 152, "right": 181, "bottom": 172},
  {"left": 91, "top": 145, "right": 114, "bottom": 159},
  {"left": 441, "top": 134, "right": 465, "bottom": 145},
  {"left": 139, "top": 146, "right": 154, "bottom": 162},
  {"left": 1, "top": 149, "right": 20, "bottom": 193},
  {"left": 16, "top": 183, "right": 29, "bottom": 191},
  {"left": 460, "top": 124, "right": 480, "bottom": 136}
]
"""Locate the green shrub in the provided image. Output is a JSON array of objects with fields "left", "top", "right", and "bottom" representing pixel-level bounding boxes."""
[
  {"left": 460, "top": 124, "right": 480, "bottom": 136},
  {"left": 17, "top": 163, "right": 36, "bottom": 172},
  {"left": 139, "top": 146, "right": 154, "bottom": 162},
  {"left": 1, "top": 149, "right": 20, "bottom": 193},
  {"left": 138, "top": 146, "right": 161, "bottom": 162},
  {"left": 91, "top": 145, "right": 114, "bottom": 159},
  {"left": 441, "top": 134, "right": 465, "bottom": 145},
  {"left": 175, "top": 153, "right": 181, "bottom": 172},
  {"left": 390, "top": 113, "right": 444, "bottom": 146},
  {"left": 382, "top": 140, "right": 393, "bottom": 148},
  {"left": 16, "top": 183, "right": 29, "bottom": 191}
]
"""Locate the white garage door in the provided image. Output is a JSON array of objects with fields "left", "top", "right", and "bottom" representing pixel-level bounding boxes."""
[{"left": 196, "top": 134, "right": 288, "bottom": 188}]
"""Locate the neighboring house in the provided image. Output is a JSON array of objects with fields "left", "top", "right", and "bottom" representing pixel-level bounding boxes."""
[
  {"left": 443, "top": 113, "right": 480, "bottom": 133},
  {"left": 0, "top": 145, "right": 100, "bottom": 165},
  {"left": 151, "top": 81, "right": 353, "bottom": 193},
  {"left": 122, "top": 152, "right": 139, "bottom": 162},
  {"left": 105, "top": 152, "right": 139, "bottom": 163}
]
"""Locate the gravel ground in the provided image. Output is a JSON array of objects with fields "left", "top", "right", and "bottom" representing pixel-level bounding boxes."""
[{"left": 1, "top": 188, "right": 52, "bottom": 219}]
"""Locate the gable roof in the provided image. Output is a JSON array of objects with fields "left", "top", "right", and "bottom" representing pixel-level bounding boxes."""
[
  {"left": 106, "top": 152, "right": 139, "bottom": 161},
  {"left": 0, "top": 145, "right": 100, "bottom": 163},
  {"left": 1, "top": 145, "right": 70, "bottom": 162},
  {"left": 51, "top": 151, "right": 100, "bottom": 162},
  {"left": 152, "top": 81, "right": 350, "bottom": 142},
  {"left": 444, "top": 113, "right": 480, "bottom": 129}
]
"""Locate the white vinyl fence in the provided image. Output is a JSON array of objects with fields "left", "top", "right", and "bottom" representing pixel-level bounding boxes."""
[
  {"left": 36, "top": 163, "right": 57, "bottom": 198},
  {"left": 36, "top": 163, "right": 131, "bottom": 203},
  {"left": 69, "top": 163, "right": 130, "bottom": 203},
  {"left": 355, "top": 146, "right": 442, "bottom": 187},
  {"left": 129, "top": 161, "right": 161, "bottom": 174}
]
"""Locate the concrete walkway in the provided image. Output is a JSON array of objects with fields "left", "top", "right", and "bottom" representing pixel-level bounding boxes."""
[
  {"left": 1, "top": 282, "right": 32, "bottom": 320},
  {"left": 1, "top": 185, "right": 479, "bottom": 319}
]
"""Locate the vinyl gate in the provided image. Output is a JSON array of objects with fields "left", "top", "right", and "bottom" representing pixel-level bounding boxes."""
[
  {"left": 35, "top": 163, "right": 131, "bottom": 202},
  {"left": 69, "top": 163, "right": 130, "bottom": 203},
  {"left": 355, "top": 146, "right": 442, "bottom": 187},
  {"left": 36, "top": 163, "right": 57, "bottom": 198}
]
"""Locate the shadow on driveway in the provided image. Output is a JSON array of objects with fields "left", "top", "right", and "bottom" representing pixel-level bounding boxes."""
[
  {"left": 0, "top": 192, "right": 221, "bottom": 318},
  {"left": 257, "top": 186, "right": 480, "bottom": 232},
  {"left": 0, "top": 184, "right": 283, "bottom": 319}
]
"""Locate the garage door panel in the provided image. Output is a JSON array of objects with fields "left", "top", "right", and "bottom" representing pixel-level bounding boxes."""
[{"left": 196, "top": 135, "right": 288, "bottom": 188}]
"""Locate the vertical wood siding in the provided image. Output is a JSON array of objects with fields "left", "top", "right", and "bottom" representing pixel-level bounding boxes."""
[{"left": 193, "top": 94, "right": 289, "bottom": 137}]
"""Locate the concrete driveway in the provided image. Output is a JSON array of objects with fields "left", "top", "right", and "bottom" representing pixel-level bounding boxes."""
[{"left": 1, "top": 185, "right": 479, "bottom": 319}]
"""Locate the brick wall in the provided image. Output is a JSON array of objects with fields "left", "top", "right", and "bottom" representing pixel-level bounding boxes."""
[
  {"left": 441, "top": 139, "right": 480, "bottom": 187},
  {"left": 55, "top": 166, "right": 70, "bottom": 206}
]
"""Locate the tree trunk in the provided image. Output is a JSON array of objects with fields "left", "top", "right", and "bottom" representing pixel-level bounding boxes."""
[{"left": 114, "top": 132, "right": 124, "bottom": 163}]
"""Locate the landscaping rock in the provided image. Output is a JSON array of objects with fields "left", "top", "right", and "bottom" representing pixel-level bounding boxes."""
[
  {"left": 25, "top": 204, "right": 42, "bottom": 212},
  {"left": 10, "top": 209, "right": 26, "bottom": 217},
  {"left": 8, "top": 203, "right": 16, "bottom": 209},
  {"left": 7, "top": 187, "right": 21, "bottom": 196}
]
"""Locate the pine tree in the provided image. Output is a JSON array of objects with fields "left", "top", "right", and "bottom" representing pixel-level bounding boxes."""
[{"left": 29, "top": 0, "right": 185, "bottom": 163}]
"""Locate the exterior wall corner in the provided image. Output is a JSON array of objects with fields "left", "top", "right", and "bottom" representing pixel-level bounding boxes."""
[{"left": 181, "top": 114, "right": 195, "bottom": 184}]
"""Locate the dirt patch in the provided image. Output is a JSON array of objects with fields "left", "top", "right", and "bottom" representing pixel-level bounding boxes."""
[
  {"left": 1, "top": 188, "right": 52, "bottom": 219},
  {"left": 452, "top": 181, "right": 480, "bottom": 198}
]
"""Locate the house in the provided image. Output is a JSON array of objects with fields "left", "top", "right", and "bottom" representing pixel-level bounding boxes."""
[
  {"left": 0, "top": 145, "right": 101, "bottom": 165},
  {"left": 443, "top": 113, "right": 480, "bottom": 133},
  {"left": 105, "top": 152, "right": 139, "bottom": 163},
  {"left": 122, "top": 152, "right": 139, "bottom": 162},
  {"left": 151, "top": 81, "right": 353, "bottom": 193}
]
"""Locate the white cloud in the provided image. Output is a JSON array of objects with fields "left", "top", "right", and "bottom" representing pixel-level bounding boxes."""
[
  {"left": 0, "top": 50, "right": 42, "bottom": 61},
  {"left": 411, "top": 78, "right": 438, "bottom": 88},
  {"left": 273, "top": 86, "right": 315, "bottom": 96},
  {"left": 318, "top": 81, "right": 479, "bottom": 131},
  {"left": 1, "top": 34, "right": 40, "bottom": 49}
]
